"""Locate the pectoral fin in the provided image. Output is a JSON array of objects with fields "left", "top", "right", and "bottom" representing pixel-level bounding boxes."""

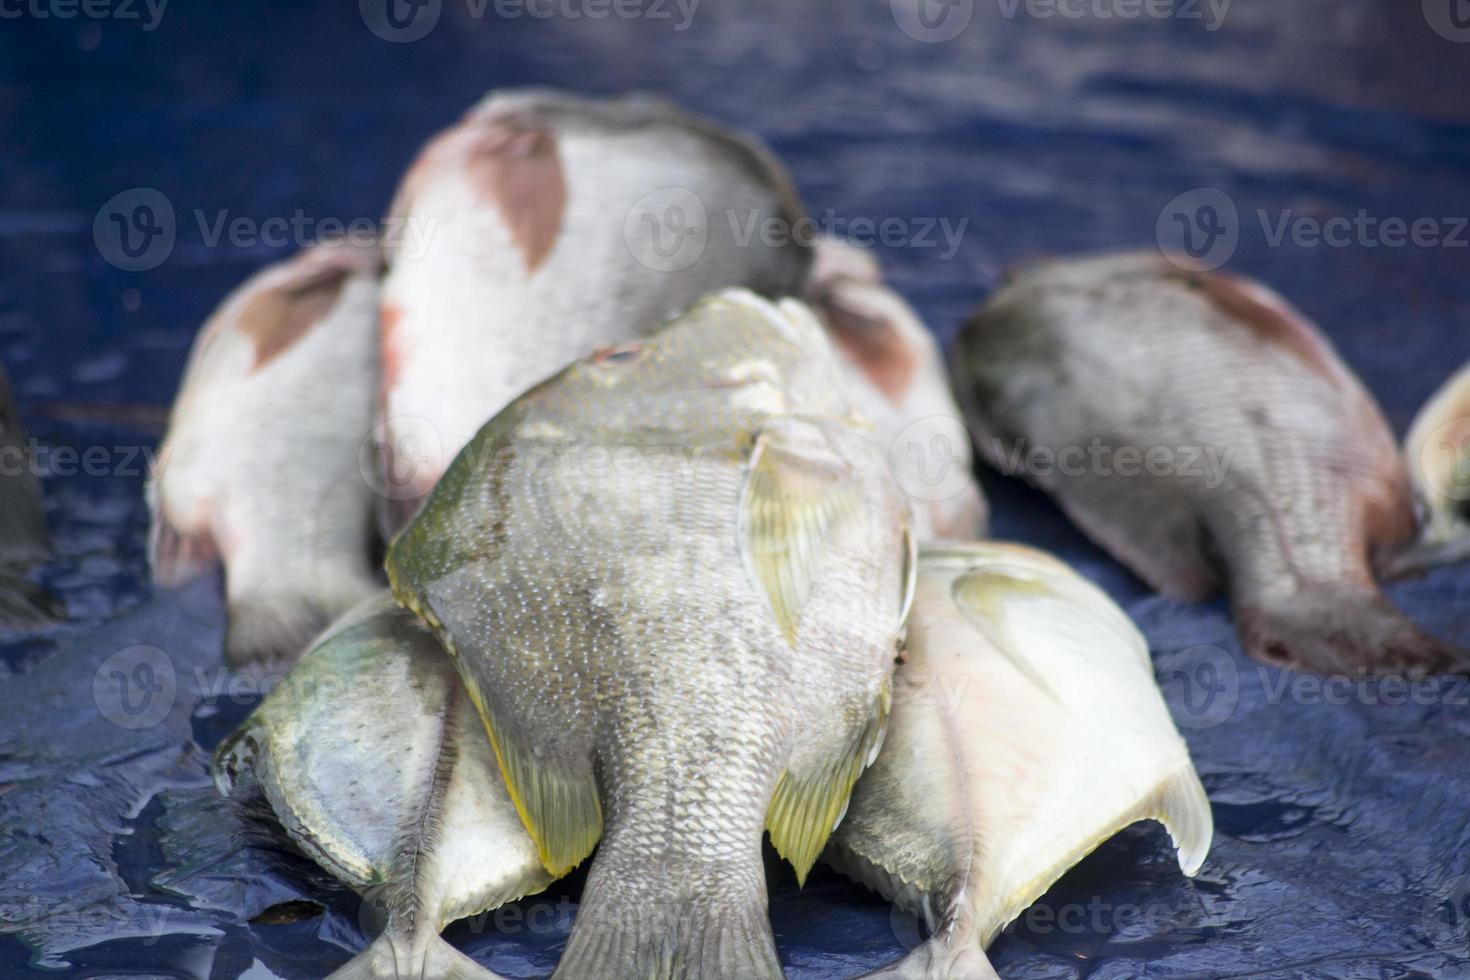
[{"left": 738, "top": 429, "right": 860, "bottom": 645}]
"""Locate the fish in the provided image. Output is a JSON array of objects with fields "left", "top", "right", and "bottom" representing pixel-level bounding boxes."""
[
  {"left": 0, "top": 357, "right": 61, "bottom": 627},
  {"left": 149, "top": 240, "right": 385, "bottom": 669},
  {"left": 1386, "top": 362, "right": 1470, "bottom": 575},
  {"left": 952, "top": 251, "right": 1466, "bottom": 674},
  {"left": 376, "top": 88, "right": 811, "bottom": 532},
  {"left": 386, "top": 289, "right": 915, "bottom": 980},
  {"left": 804, "top": 237, "right": 988, "bottom": 542},
  {"left": 826, "top": 541, "right": 1213, "bottom": 979},
  {"left": 213, "top": 592, "right": 551, "bottom": 980}
]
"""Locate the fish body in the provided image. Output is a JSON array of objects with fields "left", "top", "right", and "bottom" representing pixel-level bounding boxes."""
[
  {"left": 1389, "top": 362, "right": 1470, "bottom": 574},
  {"left": 377, "top": 88, "right": 810, "bottom": 529},
  {"left": 804, "top": 238, "right": 988, "bottom": 541},
  {"left": 214, "top": 593, "right": 550, "bottom": 980},
  {"left": 0, "top": 358, "right": 60, "bottom": 627},
  {"left": 953, "top": 252, "right": 1463, "bottom": 674},
  {"left": 827, "top": 541, "right": 1212, "bottom": 979},
  {"left": 387, "top": 289, "right": 913, "bottom": 979},
  {"left": 150, "top": 240, "right": 384, "bottom": 668}
]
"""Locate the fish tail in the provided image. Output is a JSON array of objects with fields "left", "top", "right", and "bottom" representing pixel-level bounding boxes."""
[
  {"left": 1238, "top": 586, "right": 1469, "bottom": 675},
  {"left": 552, "top": 836, "right": 782, "bottom": 980},
  {"left": 326, "top": 931, "right": 505, "bottom": 980},
  {"left": 856, "top": 940, "right": 1000, "bottom": 980}
]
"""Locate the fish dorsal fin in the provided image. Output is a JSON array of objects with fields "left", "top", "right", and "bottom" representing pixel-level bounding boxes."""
[{"left": 738, "top": 425, "right": 860, "bottom": 645}]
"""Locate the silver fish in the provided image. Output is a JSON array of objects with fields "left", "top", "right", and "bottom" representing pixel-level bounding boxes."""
[
  {"left": 214, "top": 593, "right": 550, "bottom": 980},
  {"left": 953, "top": 252, "right": 1465, "bottom": 674},
  {"left": 150, "top": 240, "right": 384, "bottom": 668},
  {"left": 827, "top": 541, "right": 1212, "bottom": 979},
  {"left": 1387, "top": 362, "right": 1470, "bottom": 575},
  {"left": 804, "top": 238, "right": 988, "bottom": 542},
  {"left": 376, "top": 88, "right": 810, "bottom": 531},
  {"left": 0, "top": 358, "right": 60, "bottom": 627},
  {"left": 386, "top": 289, "right": 914, "bottom": 979}
]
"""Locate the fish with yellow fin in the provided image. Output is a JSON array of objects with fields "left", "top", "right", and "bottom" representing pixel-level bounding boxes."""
[
  {"left": 1387, "top": 362, "right": 1470, "bottom": 575},
  {"left": 214, "top": 593, "right": 551, "bottom": 980},
  {"left": 387, "top": 289, "right": 914, "bottom": 980},
  {"left": 827, "top": 541, "right": 1213, "bottom": 979}
]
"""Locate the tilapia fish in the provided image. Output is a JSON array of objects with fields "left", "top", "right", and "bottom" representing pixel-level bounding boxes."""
[
  {"left": 804, "top": 238, "right": 988, "bottom": 542},
  {"left": 827, "top": 542, "right": 1212, "bottom": 979},
  {"left": 150, "top": 240, "right": 384, "bottom": 668},
  {"left": 1388, "top": 362, "right": 1470, "bottom": 574},
  {"left": 214, "top": 593, "right": 550, "bottom": 980},
  {"left": 377, "top": 88, "right": 811, "bottom": 530},
  {"left": 953, "top": 252, "right": 1465, "bottom": 674},
  {"left": 0, "top": 358, "right": 60, "bottom": 627},
  {"left": 387, "top": 289, "right": 914, "bottom": 980}
]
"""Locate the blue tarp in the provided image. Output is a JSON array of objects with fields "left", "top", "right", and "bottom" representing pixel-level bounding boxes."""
[{"left": 1, "top": 1, "right": 1468, "bottom": 976}]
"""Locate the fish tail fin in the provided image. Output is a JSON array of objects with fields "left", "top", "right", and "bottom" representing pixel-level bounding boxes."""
[
  {"left": 1238, "top": 586, "right": 1469, "bottom": 675},
  {"left": 0, "top": 571, "right": 63, "bottom": 629},
  {"left": 326, "top": 932, "right": 504, "bottom": 980},
  {"left": 857, "top": 942, "right": 1000, "bottom": 980},
  {"left": 553, "top": 841, "right": 782, "bottom": 980}
]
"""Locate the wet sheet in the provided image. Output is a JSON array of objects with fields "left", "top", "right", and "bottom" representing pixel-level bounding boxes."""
[{"left": 1, "top": 1, "right": 1468, "bottom": 976}]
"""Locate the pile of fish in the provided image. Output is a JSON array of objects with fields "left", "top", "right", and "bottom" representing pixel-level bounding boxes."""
[{"left": 5, "top": 87, "right": 1468, "bottom": 979}]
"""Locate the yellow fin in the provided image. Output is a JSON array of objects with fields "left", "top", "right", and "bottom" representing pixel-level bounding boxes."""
[
  {"left": 739, "top": 429, "right": 859, "bottom": 645},
  {"left": 768, "top": 678, "right": 891, "bottom": 885},
  {"left": 951, "top": 569, "right": 1064, "bottom": 704},
  {"left": 458, "top": 671, "right": 603, "bottom": 878}
]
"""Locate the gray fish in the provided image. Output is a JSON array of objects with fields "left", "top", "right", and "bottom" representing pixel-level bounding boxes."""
[
  {"left": 1386, "top": 362, "right": 1470, "bottom": 575},
  {"left": 214, "top": 593, "right": 550, "bottom": 980},
  {"left": 386, "top": 289, "right": 914, "bottom": 979},
  {"left": 804, "top": 238, "right": 988, "bottom": 542},
  {"left": 377, "top": 88, "right": 811, "bottom": 531},
  {"left": 953, "top": 252, "right": 1465, "bottom": 674},
  {"left": 0, "top": 357, "right": 60, "bottom": 627},
  {"left": 150, "top": 240, "right": 385, "bottom": 668},
  {"left": 827, "top": 541, "right": 1212, "bottom": 979}
]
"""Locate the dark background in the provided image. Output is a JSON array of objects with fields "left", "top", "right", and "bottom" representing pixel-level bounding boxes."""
[{"left": 1, "top": 1, "right": 1469, "bottom": 977}]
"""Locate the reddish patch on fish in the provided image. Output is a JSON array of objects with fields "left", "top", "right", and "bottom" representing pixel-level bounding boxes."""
[
  {"left": 1168, "top": 267, "right": 1343, "bottom": 383},
  {"left": 379, "top": 302, "right": 406, "bottom": 397},
  {"left": 465, "top": 117, "right": 566, "bottom": 273},
  {"left": 816, "top": 291, "right": 917, "bottom": 404},
  {"left": 239, "top": 263, "right": 353, "bottom": 372}
]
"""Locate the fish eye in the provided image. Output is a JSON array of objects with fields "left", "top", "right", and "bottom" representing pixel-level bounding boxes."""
[{"left": 592, "top": 344, "right": 647, "bottom": 366}]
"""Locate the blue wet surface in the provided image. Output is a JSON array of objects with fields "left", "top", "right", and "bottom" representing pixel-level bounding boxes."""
[{"left": 2, "top": 1, "right": 1470, "bottom": 977}]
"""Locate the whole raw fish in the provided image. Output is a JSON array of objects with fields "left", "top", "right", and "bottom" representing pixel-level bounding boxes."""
[
  {"left": 0, "top": 358, "right": 60, "bottom": 626},
  {"left": 827, "top": 541, "right": 1212, "bottom": 979},
  {"left": 953, "top": 252, "right": 1464, "bottom": 674},
  {"left": 387, "top": 289, "right": 914, "bottom": 979},
  {"left": 376, "top": 88, "right": 810, "bottom": 530},
  {"left": 214, "top": 593, "right": 551, "bottom": 980},
  {"left": 804, "top": 238, "right": 988, "bottom": 541},
  {"left": 149, "top": 240, "right": 384, "bottom": 668},
  {"left": 1388, "top": 362, "right": 1470, "bottom": 574}
]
